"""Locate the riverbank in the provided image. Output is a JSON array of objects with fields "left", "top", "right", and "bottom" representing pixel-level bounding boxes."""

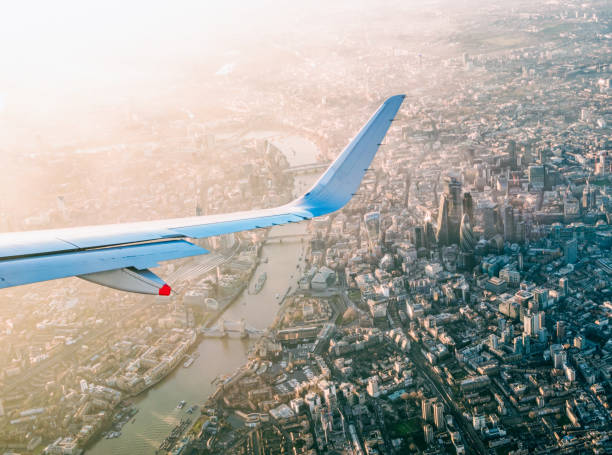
[{"left": 83, "top": 243, "right": 263, "bottom": 452}]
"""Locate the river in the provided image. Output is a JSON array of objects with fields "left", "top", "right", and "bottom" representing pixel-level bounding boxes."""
[{"left": 86, "top": 134, "right": 320, "bottom": 454}]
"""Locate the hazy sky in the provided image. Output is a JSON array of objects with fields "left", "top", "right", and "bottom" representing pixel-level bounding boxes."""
[
  {"left": 0, "top": 2, "right": 270, "bottom": 106},
  {"left": 0, "top": 1, "right": 382, "bottom": 108}
]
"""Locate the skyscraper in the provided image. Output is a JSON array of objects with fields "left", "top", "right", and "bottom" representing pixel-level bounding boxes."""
[
  {"left": 556, "top": 321, "right": 565, "bottom": 340},
  {"left": 433, "top": 402, "right": 445, "bottom": 429},
  {"left": 528, "top": 165, "right": 545, "bottom": 188},
  {"left": 462, "top": 192, "right": 474, "bottom": 222},
  {"left": 460, "top": 214, "right": 476, "bottom": 253},
  {"left": 422, "top": 399, "right": 433, "bottom": 422},
  {"left": 443, "top": 176, "right": 463, "bottom": 244},
  {"left": 423, "top": 424, "right": 434, "bottom": 444},
  {"left": 436, "top": 194, "right": 449, "bottom": 245},
  {"left": 559, "top": 277, "right": 568, "bottom": 296},
  {"left": 564, "top": 238, "right": 577, "bottom": 264},
  {"left": 503, "top": 205, "right": 514, "bottom": 242},
  {"left": 482, "top": 204, "right": 497, "bottom": 239},
  {"left": 413, "top": 225, "right": 425, "bottom": 250},
  {"left": 507, "top": 140, "right": 517, "bottom": 169}
]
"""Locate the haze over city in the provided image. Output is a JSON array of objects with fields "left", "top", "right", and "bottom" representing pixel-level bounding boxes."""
[{"left": 0, "top": 1, "right": 611, "bottom": 454}]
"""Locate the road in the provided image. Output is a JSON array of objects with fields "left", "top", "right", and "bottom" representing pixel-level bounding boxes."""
[{"left": 408, "top": 347, "right": 488, "bottom": 455}]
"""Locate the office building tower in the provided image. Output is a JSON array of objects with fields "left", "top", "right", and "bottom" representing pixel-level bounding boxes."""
[
  {"left": 528, "top": 165, "right": 545, "bottom": 188},
  {"left": 462, "top": 192, "right": 474, "bottom": 222},
  {"left": 524, "top": 314, "right": 534, "bottom": 336},
  {"left": 507, "top": 140, "right": 517, "bottom": 166},
  {"left": 425, "top": 221, "right": 436, "bottom": 246},
  {"left": 495, "top": 205, "right": 505, "bottom": 237},
  {"left": 434, "top": 402, "right": 445, "bottom": 429},
  {"left": 553, "top": 348, "right": 567, "bottom": 369},
  {"left": 436, "top": 194, "right": 449, "bottom": 245},
  {"left": 503, "top": 205, "right": 514, "bottom": 242},
  {"left": 559, "top": 277, "right": 568, "bottom": 296},
  {"left": 413, "top": 225, "right": 425, "bottom": 250},
  {"left": 556, "top": 321, "right": 565, "bottom": 340},
  {"left": 443, "top": 176, "right": 463, "bottom": 244},
  {"left": 537, "top": 311, "right": 545, "bottom": 331},
  {"left": 522, "top": 333, "right": 531, "bottom": 354},
  {"left": 423, "top": 424, "right": 434, "bottom": 444},
  {"left": 515, "top": 220, "right": 526, "bottom": 244},
  {"left": 513, "top": 336, "right": 523, "bottom": 354},
  {"left": 564, "top": 238, "right": 577, "bottom": 264},
  {"left": 422, "top": 399, "right": 433, "bottom": 422},
  {"left": 534, "top": 288, "right": 549, "bottom": 309},
  {"left": 482, "top": 205, "right": 497, "bottom": 239},
  {"left": 490, "top": 334, "right": 499, "bottom": 349},
  {"left": 459, "top": 214, "right": 476, "bottom": 252}
]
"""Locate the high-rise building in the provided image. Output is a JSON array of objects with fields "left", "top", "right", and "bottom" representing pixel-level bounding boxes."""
[
  {"left": 515, "top": 220, "right": 526, "bottom": 244},
  {"left": 422, "top": 399, "right": 433, "bottom": 422},
  {"left": 462, "top": 192, "right": 474, "bottom": 222},
  {"left": 443, "top": 176, "right": 463, "bottom": 244},
  {"left": 503, "top": 205, "right": 514, "bottom": 242},
  {"left": 460, "top": 214, "right": 476, "bottom": 252},
  {"left": 564, "top": 238, "right": 578, "bottom": 264},
  {"left": 482, "top": 204, "right": 497, "bottom": 239},
  {"left": 423, "top": 424, "right": 434, "bottom": 444},
  {"left": 434, "top": 402, "right": 445, "bottom": 429},
  {"left": 425, "top": 221, "right": 436, "bottom": 247},
  {"left": 534, "top": 288, "right": 549, "bottom": 309},
  {"left": 513, "top": 336, "right": 523, "bottom": 354},
  {"left": 553, "top": 348, "right": 567, "bottom": 369},
  {"left": 522, "top": 333, "right": 531, "bottom": 354},
  {"left": 596, "top": 151, "right": 611, "bottom": 176},
  {"left": 528, "top": 165, "right": 545, "bottom": 188},
  {"left": 559, "top": 277, "right": 569, "bottom": 296},
  {"left": 413, "top": 225, "right": 425, "bottom": 250},
  {"left": 556, "top": 321, "right": 565, "bottom": 340},
  {"left": 436, "top": 194, "right": 449, "bottom": 245},
  {"left": 507, "top": 140, "right": 517, "bottom": 169},
  {"left": 524, "top": 313, "right": 534, "bottom": 336},
  {"left": 537, "top": 311, "right": 545, "bottom": 331}
]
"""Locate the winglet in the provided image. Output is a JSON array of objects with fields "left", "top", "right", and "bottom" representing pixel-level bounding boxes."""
[{"left": 290, "top": 95, "right": 405, "bottom": 217}]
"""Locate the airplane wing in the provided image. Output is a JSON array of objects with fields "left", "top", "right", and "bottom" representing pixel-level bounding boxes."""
[{"left": 0, "top": 95, "right": 405, "bottom": 294}]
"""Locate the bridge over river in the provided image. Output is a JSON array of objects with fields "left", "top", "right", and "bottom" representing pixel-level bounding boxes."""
[{"left": 200, "top": 318, "right": 265, "bottom": 339}]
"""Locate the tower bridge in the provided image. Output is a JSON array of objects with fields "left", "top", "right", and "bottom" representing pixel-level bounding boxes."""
[{"left": 200, "top": 318, "right": 264, "bottom": 339}]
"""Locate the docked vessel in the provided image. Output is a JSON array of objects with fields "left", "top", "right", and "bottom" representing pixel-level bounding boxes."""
[
  {"left": 177, "top": 400, "right": 186, "bottom": 409},
  {"left": 183, "top": 357, "right": 194, "bottom": 368},
  {"left": 253, "top": 272, "right": 267, "bottom": 294}
]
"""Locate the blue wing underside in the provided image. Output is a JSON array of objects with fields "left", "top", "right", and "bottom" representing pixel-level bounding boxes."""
[{"left": 0, "top": 95, "right": 405, "bottom": 291}]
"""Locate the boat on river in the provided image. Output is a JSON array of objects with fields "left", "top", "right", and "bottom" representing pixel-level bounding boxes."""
[{"left": 253, "top": 272, "right": 267, "bottom": 294}]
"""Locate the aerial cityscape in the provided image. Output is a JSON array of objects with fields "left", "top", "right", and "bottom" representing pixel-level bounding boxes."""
[{"left": 0, "top": 0, "right": 611, "bottom": 454}]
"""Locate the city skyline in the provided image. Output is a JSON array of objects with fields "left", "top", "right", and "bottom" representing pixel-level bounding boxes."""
[{"left": 1, "top": 1, "right": 611, "bottom": 454}]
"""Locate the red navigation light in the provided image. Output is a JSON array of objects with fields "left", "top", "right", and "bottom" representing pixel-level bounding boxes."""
[{"left": 158, "top": 284, "right": 171, "bottom": 296}]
